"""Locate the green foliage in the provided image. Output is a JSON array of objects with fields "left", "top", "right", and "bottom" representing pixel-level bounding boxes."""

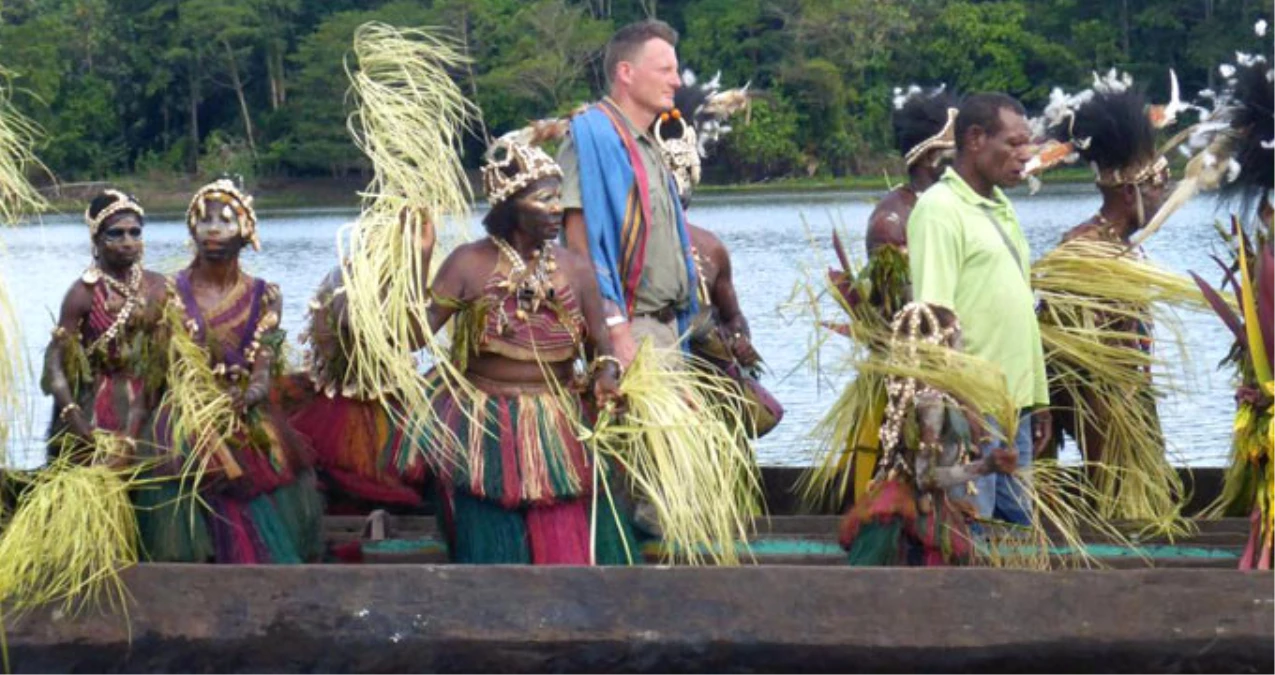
[
  {"left": 717, "top": 95, "right": 801, "bottom": 181},
  {"left": 0, "top": 0, "right": 1265, "bottom": 183}
]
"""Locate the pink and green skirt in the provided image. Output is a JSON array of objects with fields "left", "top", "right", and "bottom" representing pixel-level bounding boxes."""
[{"left": 396, "top": 371, "right": 637, "bottom": 564}]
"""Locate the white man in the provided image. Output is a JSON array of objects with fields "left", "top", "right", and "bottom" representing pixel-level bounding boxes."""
[{"left": 558, "top": 20, "right": 695, "bottom": 366}]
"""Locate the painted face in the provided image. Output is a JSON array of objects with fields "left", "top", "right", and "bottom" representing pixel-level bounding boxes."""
[
  {"left": 974, "top": 108, "right": 1032, "bottom": 189},
  {"left": 511, "top": 177, "right": 564, "bottom": 243},
  {"left": 96, "top": 213, "right": 143, "bottom": 270},
  {"left": 620, "top": 38, "right": 681, "bottom": 115},
  {"left": 191, "top": 197, "right": 246, "bottom": 262}
]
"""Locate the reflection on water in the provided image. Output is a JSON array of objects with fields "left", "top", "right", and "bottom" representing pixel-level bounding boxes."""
[{"left": 0, "top": 186, "right": 1240, "bottom": 468}]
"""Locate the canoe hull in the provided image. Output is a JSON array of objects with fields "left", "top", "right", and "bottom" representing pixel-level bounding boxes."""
[{"left": 6, "top": 564, "right": 1271, "bottom": 673}]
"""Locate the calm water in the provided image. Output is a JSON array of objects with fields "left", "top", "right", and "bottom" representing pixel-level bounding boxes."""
[{"left": 0, "top": 186, "right": 1240, "bottom": 468}]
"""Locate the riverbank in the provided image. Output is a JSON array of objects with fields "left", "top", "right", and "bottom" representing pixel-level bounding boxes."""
[{"left": 34, "top": 166, "right": 1102, "bottom": 216}]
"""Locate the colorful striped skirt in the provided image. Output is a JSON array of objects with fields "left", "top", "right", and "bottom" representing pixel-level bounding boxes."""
[{"left": 398, "top": 371, "right": 637, "bottom": 564}]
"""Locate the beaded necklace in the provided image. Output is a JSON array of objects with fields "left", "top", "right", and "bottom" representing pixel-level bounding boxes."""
[
  {"left": 490, "top": 235, "right": 557, "bottom": 322},
  {"left": 85, "top": 263, "right": 144, "bottom": 352},
  {"left": 875, "top": 302, "right": 966, "bottom": 484}
]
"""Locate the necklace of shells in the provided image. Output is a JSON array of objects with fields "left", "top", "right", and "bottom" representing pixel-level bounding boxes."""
[
  {"left": 84, "top": 263, "right": 144, "bottom": 351},
  {"left": 490, "top": 235, "right": 557, "bottom": 323},
  {"left": 873, "top": 302, "right": 966, "bottom": 485}
]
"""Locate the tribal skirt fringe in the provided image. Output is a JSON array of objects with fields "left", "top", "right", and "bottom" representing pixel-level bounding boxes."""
[
  {"left": 287, "top": 381, "right": 423, "bottom": 508},
  {"left": 396, "top": 370, "right": 638, "bottom": 564},
  {"left": 137, "top": 405, "right": 325, "bottom": 564},
  {"left": 840, "top": 478, "right": 974, "bottom": 567}
]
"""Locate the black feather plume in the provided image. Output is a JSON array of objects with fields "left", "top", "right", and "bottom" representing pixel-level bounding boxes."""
[
  {"left": 1050, "top": 89, "right": 1156, "bottom": 172},
  {"left": 893, "top": 87, "right": 959, "bottom": 157},
  {"left": 1218, "top": 58, "right": 1274, "bottom": 213}
]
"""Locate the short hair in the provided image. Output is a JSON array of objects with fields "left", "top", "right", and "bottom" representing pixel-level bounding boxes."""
[
  {"left": 604, "top": 20, "right": 678, "bottom": 86},
  {"left": 955, "top": 93, "right": 1026, "bottom": 150}
]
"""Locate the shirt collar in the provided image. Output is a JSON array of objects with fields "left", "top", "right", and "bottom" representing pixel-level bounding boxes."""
[
  {"left": 603, "top": 97, "right": 656, "bottom": 144},
  {"left": 941, "top": 167, "right": 1012, "bottom": 210}
]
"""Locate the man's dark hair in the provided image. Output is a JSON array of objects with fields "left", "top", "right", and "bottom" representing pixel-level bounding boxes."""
[
  {"left": 604, "top": 20, "right": 678, "bottom": 86},
  {"left": 955, "top": 93, "right": 1026, "bottom": 150}
]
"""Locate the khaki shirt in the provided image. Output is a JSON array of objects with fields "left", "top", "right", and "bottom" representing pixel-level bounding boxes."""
[
  {"left": 908, "top": 168, "right": 1049, "bottom": 409},
  {"left": 558, "top": 103, "right": 689, "bottom": 315}
]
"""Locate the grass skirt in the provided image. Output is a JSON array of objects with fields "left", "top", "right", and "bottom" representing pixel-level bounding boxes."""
[
  {"left": 406, "top": 371, "right": 637, "bottom": 564},
  {"left": 283, "top": 372, "right": 422, "bottom": 507},
  {"left": 138, "top": 403, "right": 325, "bottom": 563}
]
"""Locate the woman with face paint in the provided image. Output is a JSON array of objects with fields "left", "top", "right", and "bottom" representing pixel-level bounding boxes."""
[
  {"left": 138, "top": 179, "right": 323, "bottom": 564},
  {"left": 41, "top": 190, "right": 171, "bottom": 459},
  {"left": 377, "top": 130, "right": 635, "bottom": 564}
]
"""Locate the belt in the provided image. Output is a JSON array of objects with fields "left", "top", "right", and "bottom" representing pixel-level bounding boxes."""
[{"left": 633, "top": 305, "right": 677, "bottom": 324}]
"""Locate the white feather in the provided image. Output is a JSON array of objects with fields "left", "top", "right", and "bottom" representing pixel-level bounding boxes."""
[{"left": 1225, "top": 158, "right": 1242, "bottom": 183}]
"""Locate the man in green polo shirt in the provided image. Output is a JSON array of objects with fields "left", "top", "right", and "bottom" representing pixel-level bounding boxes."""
[{"left": 907, "top": 93, "right": 1052, "bottom": 525}]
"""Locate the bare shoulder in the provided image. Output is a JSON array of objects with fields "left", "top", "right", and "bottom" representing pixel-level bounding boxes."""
[
  {"left": 445, "top": 239, "right": 498, "bottom": 269},
  {"left": 689, "top": 224, "right": 725, "bottom": 255},
  {"left": 61, "top": 276, "right": 94, "bottom": 306},
  {"left": 868, "top": 189, "right": 913, "bottom": 228},
  {"left": 1060, "top": 221, "right": 1101, "bottom": 244}
]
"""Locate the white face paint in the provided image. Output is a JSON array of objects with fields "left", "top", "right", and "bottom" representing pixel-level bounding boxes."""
[{"left": 190, "top": 197, "right": 245, "bottom": 261}]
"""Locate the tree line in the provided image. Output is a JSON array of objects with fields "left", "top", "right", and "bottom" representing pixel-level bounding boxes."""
[{"left": 0, "top": 0, "right": 1266, "bottom": 185}]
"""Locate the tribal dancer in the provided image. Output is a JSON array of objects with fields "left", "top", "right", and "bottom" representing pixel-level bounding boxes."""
[
  {"left": 803, "top": 85, "right": 958, "bottom": 508},
  {"left": 386, "top": 130, "right": 636, "bottom": 564},
  {"left": 1028, "top": 74, "right": 1189, "bottom": 527},
  {"left": 652, "top": 69, "right": 783, "bottom": 438},
  {"left": 287, "top": 23, "right": 478, "bottom": 513},
  {"left": 139, "top": 179, "right": 324, "bottom": 564},
  {"left": 290, "top": 222, "right": 425, "bottom": 510},
  {"left": 1025, "top": 71, "right": 1203, "bottom": 528},
  {"left": 1144, "top": 35, "right": 1273, "bottom": 568},
  {"left": 866, "top": 86, "right": 960, "bottom": 256},
  {"left": 840, "top": 302, "right": 1017, "bottom": 566},
  {"left": 42, "top": 191, "right": 170, "bottom": 460}
]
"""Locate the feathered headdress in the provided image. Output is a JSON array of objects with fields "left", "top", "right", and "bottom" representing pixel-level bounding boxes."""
[
  {"left": 654, "top": 69, "right": 752, "bottom": 200},
  {"left": 1134, "top": 26, "right": 1274, "bottom": 244},
  {"left": 1025, "top": 69, "right": 1179, "bottom": 183},
  {"left": 891, "top": 84, "right": 959, "bottom": 168}
]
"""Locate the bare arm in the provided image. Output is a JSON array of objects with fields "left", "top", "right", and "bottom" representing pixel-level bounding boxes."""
[
  {"left": 564, "top": 209, "right": 589, "bottom": 259},
  {"left": 565, "top": 207, "right": 636, "bottom": 364},
  {"left": 411, "top": 244, "right": 472, "bottom": 350},
  {"left": 123, "top": 274, "right": 172, "bottom": 438},
  {"left": 562, "top": 248, "right": 616, "bottom": 361},
  {"left": 239, "top": 284, "right": 284, "bottom": 411},
  {"left": 561, "top": 247, "right": 623, "bottom": 410},
  {"left": 41, "top": 281, "right": 94, "bottom": 440},
  {"left": 705, "top": 236, "right": 760, "bottom": 367}
]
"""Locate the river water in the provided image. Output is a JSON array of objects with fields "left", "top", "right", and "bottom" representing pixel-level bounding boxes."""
[{"left": 0, "top": 185, "right": 1241, "bottom": 468}]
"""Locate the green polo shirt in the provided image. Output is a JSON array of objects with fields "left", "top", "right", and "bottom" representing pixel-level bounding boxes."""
[
  {"left": 907, "top": 167, "right": 1049, "bottom": 409},
  {"left": 558, "top": 102, "right": 689, "bottom": 315}
]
